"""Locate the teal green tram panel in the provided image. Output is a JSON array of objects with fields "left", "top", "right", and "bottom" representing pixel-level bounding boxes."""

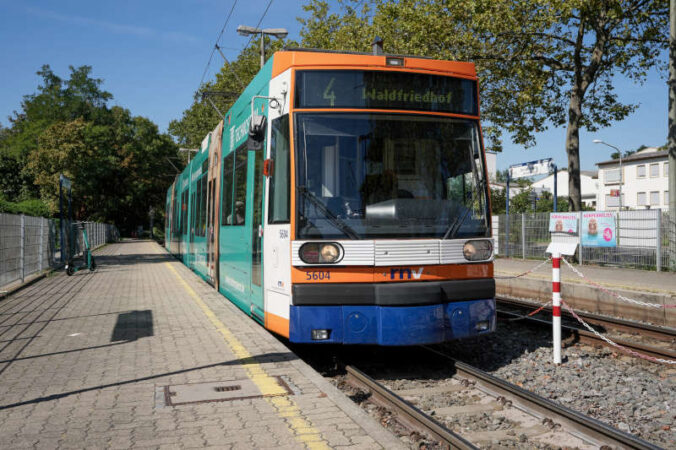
[
  {"left": 187, "top": 138, "right": 210, "bottom": 281},
  {"left": 165, "top": 56, "right": 273, "bottom": 323},
  {"left": 217, "top": 60, "right": 271, "bottom": 323}
]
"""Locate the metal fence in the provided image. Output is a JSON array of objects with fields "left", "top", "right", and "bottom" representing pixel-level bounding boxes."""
[
  {"left": 0, "top": 213, "right": 118, "bottom": 289},
  {"left": 493, "top": 210, "right": 676, "bottom": 272}
]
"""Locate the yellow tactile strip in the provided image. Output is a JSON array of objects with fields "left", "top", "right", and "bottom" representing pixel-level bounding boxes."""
[{"left": 165, "top": 262, "right": 330, "bottom": 449}]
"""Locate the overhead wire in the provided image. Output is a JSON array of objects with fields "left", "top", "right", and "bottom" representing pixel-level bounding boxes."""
[
  {"left": 242, "top": 0, "right": 275, "bottom": 51},
  {"left": 197, "top": 0, "right": 240, "bottom": 90}
]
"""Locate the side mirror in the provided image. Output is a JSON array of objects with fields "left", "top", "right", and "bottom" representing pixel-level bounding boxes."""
[{"left": 249, "top": 115, "right": 267, "bottom": 142}]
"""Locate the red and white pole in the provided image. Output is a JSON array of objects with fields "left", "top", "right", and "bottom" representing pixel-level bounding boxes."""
[{"left": 552, "top": 251, "right": 562, "bottom": 364}]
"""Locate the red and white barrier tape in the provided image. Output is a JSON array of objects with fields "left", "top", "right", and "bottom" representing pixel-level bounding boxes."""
[
  {"left": 561, "top": 257, "right": 676, "bottom": 309},
  {"left": 560, "top": 300, "right": 676, "bottom": 365},
  {"left": 495, "top": 258, "right": 551, "bottom": 279},
  {"left": 503, "top": 301, "right": 549, "bottom": 321}
]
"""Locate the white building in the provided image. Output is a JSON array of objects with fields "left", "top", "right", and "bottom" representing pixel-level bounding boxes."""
[
  {"left": 485, "top": 151, "right": 497, "bottom": 181},
  {"left": 596, "top": 147, "right": 669, "bottom": 210},
  {"left": 531, "top": 169, "right": 599, "bottom": 208},
  {"left": 488, "top": 181, "right": 524, "bottom": 199}
]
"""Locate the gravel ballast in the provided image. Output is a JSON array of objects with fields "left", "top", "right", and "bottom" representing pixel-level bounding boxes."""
[{"left": 441, "top": 320, "right": 675, "bottom": 447}]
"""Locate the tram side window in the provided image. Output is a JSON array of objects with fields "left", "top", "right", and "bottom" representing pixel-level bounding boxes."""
[
  {"left": 191, "top": 190, "right": 196, "bottom": 236},
  {"left": 231, "top": 145, "right": 248, "bottom": 226},
  {"left": 221, "top": 153, "right": 234, "bottom": 225},
  {"left": 200, "top": 174, "right": 208, "bottom": 235},
  {"left": 181, "top": 190, "right": 189, "bottom": 235},
  {"left": 269, "top": 115, "right": 290, "bottom": 223}
]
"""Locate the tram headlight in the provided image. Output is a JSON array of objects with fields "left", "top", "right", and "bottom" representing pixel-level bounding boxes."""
[
  {"left": 463, "top": 240, "right": 493, "bottom": 261},
  {"left": 299, "top": 242, "right": 343, "bottom": 264}
]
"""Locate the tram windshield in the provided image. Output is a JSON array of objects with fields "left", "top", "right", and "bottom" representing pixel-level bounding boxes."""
[{"left": 295, "top": 113, "right": 489, "bottom": 240}]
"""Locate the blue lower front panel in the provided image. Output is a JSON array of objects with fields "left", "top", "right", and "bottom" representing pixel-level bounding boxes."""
[{"left": 289, "top": 299, "right": 496, "bottom": 345}]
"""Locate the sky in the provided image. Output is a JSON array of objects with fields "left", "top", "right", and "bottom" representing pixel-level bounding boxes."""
[{"left": 0, "top": 1, "right": 670, "bottom": 172}]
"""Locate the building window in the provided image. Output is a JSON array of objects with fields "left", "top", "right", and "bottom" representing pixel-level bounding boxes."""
[
  {"left": 604, "top": 168, "right": 621, "bottom": 184},
  {"left": 637, "top": 165, "right": 646, "bottom": 178},
  {"left": 650, "top": 191, "right": 659, "bottom": 206},
  {"left": 665, "top": 162, "right": 669, "bottom": 178},
  {"left": 637, "top": 192, "right": 646, "bottom": 206},
  {"left": 605, "top": 194, "right": 621, "bottom": 207},
  {"left": 666, "top": 190, "right": 670, "bottom": 205},
  {"left": 650, "top": 163, "right": 659, "bottom": 178}
]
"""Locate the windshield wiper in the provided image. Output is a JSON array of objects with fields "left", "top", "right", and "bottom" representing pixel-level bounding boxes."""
[
  {"left": 297, "top": 186, "right": 359, "bottom": 240},
  {"left": 442, "top": 177, "right": 487, "bottom": 240}
]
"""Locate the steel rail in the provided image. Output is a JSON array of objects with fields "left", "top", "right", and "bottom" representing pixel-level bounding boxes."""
[
  {"left": 496, "top": 302, "right": 676, "bottom": 360},
  {"left": 344, "top": 365, "right": 478, "bottom": 450},
  {"left": 497, "top": 296, "right": 676, "bottom": 341},
  {"left": 421, "top": 347, "right": 662, "bottom": 450}
]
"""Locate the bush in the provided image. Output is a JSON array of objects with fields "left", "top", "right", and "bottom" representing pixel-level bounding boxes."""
[{"left": 0, "top": 196, "right": 51, "bottom": 217}]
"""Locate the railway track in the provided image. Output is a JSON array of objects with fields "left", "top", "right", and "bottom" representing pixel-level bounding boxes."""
[
  {"left": 496, "top": 297, "right": 676, "bottom": 361},
  {"left": 344, "top": 354, "right": 661, "bottom": 449}
]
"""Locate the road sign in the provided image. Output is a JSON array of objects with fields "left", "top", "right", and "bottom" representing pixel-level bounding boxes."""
[
  {"left": 509, "top": 158, "right": 553, "bottom": 179},
  {"left": 610, "top": 189, "right": 620, "bottom": 197}
]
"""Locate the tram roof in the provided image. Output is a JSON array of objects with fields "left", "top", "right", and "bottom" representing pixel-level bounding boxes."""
[{"left": 272, "top": 48, "right": 476, "bottom": 79}]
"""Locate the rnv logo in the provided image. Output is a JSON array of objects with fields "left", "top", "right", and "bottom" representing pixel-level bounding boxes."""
[{"left": 390, "top": 268, "right": 424, "bottom": 280}]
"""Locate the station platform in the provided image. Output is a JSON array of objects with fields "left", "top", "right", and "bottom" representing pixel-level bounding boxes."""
[
  {"left": 495, "top": 258, "right": 676, "bottom": 327},
  {"left": 0, "top": 240, "right": 403, "bottom": 449}
]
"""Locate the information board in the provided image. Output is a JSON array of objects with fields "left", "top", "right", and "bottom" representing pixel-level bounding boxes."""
[
  {"left": 509, "top": 159, "right": 553, "bottom": 179},
  {"left": 581, "top": 212, "right": 617, "bottom": 247}
]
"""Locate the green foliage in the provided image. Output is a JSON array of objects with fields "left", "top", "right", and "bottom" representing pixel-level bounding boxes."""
[
  {"left": 169, "top": 38, "right": 297, "bottom": 149},
  {"left": 491, "top": 188, "right": 570, "bottom": 215},
  {"left": 0, "top": 195, "right": 50, "bottom": 217},
  {"left": 297, "top": 0, "right": 668, "bottom": 209},
  {"left": 1, "top": 65, "right": 178, "bottom": 233},
  {"left": 489, "top": 188, "right": 507, "bottom": 214}
]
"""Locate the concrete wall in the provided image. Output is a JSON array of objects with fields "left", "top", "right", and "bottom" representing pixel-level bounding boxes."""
[{"left": 496, "top": 277, "right": 675, "bottom": 328}]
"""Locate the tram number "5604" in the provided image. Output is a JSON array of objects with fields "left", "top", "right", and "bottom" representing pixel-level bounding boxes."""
[{"left": 305, "top": 271, "right": 331, "bottom": 281}]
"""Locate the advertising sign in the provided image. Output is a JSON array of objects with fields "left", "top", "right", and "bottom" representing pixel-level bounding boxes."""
[
  {"left": 581, "top": 212, "right": 617, "bottom": 247},
  {"left": 549, "top": 213, "right": 578, "bottom": 233},
  {"left": 509, "top": 158, "right": 553, "bottom": 179}
]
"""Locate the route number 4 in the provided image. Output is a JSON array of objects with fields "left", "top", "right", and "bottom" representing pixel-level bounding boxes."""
[{"left": 323, "top": 78, "right": 336, "bottom": 106}]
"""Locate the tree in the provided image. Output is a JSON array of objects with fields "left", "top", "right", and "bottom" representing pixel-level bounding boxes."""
[
  {"left": 1, "top": 65, "right": 114, "bottom": 201},
  {"left": 298, "top": 0, "right": 668, "bottom": 211},
  {"left": 169, "top": 38, "right": 294, "bottom": 149},
  {"left": 2, "top": 65, "right": 177, "bottom": 233}
]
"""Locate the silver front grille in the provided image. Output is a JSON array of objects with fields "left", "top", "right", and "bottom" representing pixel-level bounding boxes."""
[
  {"left": 291, "top": 238, "right": 493, "bottom": 266},
  {"left": 374, "top": 240, "right": 440, "bottom": 266}
]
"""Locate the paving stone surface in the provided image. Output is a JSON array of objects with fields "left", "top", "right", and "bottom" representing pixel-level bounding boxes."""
[{"left": 0, "top": 240, "right": 403, "bottom": 449}]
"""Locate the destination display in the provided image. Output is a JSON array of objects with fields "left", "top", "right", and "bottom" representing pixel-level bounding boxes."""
[{"left": 295, "top": 70, "right": 478, "bottom": 115}]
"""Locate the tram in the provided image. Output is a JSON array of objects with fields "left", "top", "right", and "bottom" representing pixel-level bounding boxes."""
[{"left": 166, "top": 49, "right": 496, "bottom": 345}]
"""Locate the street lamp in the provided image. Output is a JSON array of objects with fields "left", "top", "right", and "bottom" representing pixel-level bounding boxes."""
[
  {"left": 237, "top": 25, "right": 288, "bottom": 69},
  {"left": 593, "top": 139, "right": 623, "bottom": 210}
]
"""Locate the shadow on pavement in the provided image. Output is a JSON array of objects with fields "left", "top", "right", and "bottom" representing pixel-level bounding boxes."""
[
  {"left": 0, "top": 351, "right": 299, "bottom": 411},
  {"left": 111, "top": 310, "right": 154, "bottom": 342}
]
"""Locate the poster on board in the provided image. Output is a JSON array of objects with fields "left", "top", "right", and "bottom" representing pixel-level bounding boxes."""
[
  {"left": 581, "top": 212, "right": 617, "bottom": 247},
  {"left": 549, "top": 213, "right": 578, "bottom": 233}
]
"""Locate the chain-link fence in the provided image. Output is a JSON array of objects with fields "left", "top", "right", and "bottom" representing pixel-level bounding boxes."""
[
  {"left": 0, "top": 213, "right": 118, "bottom": 289},
  {"left": 493, "top": 210, "right": 676, "bottom": 272}
]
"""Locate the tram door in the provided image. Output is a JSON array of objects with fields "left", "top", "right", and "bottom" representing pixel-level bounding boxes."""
[
  {"left": 249, "top": 147, "right": 264, "bottom": 322},
  {"left": 189, "top": 188, "right": 196, "bottom": 267},
  {"left": 206, "top": 122, "right": 223, "bottom": 288}
]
